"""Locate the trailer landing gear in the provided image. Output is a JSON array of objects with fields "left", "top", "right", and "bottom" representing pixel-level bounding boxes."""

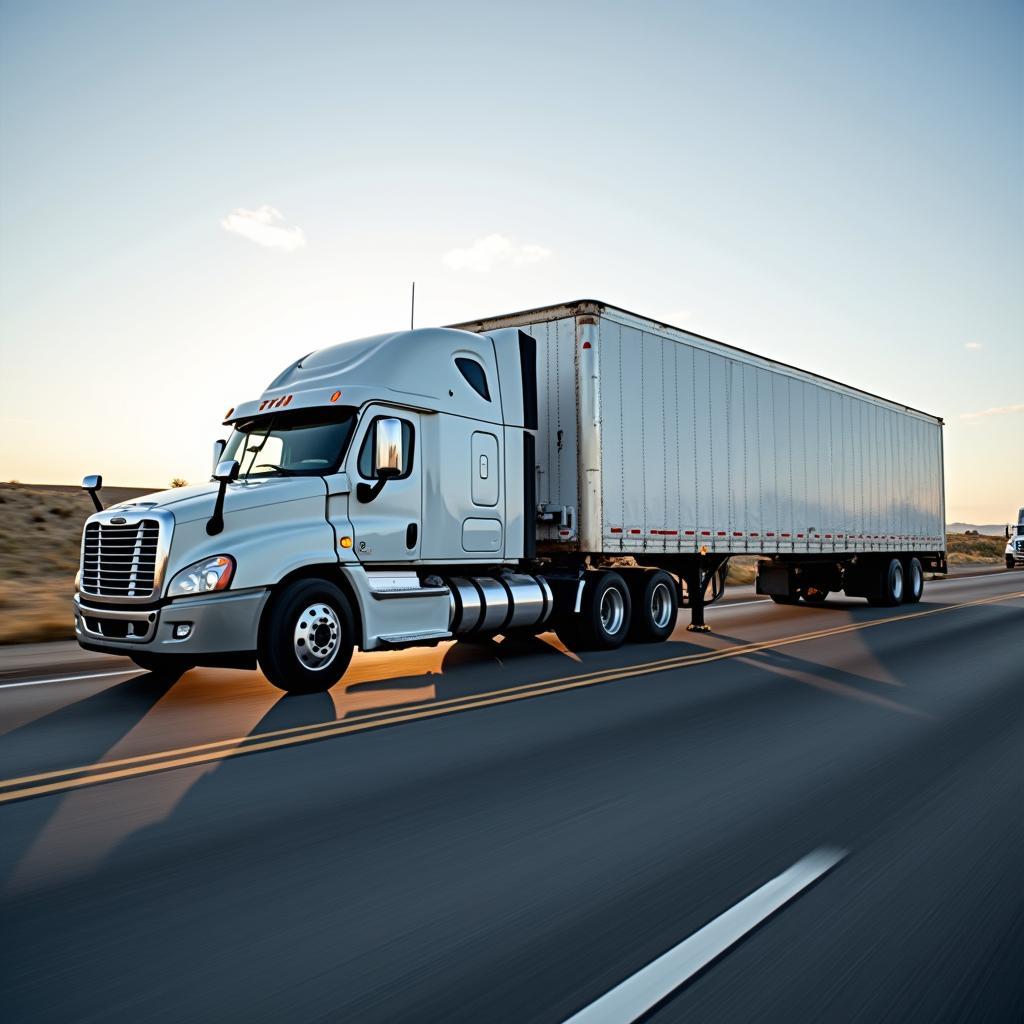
[{"left": 681, "top": 559, "right": 727, "bottom": 633}]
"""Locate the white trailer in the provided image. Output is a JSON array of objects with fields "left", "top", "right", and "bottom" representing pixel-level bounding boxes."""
[
  {"left": 75, "top": 299, "right": 947, "bottom": 692},
  {"left": 454, "top": 300, "right": 947, "bottom": 624}
]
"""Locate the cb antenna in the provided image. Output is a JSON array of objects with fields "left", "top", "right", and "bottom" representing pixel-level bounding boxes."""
[{"left": 410, "top": 281, "right": 416, "bottom": 330}]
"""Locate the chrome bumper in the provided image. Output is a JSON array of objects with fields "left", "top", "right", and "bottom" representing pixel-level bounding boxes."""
[{"left": 74, "top": 589, "right": 270, "bottom": 655}]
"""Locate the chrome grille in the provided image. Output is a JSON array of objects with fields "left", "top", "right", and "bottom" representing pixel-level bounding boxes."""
[{"left": 81, "top": 520, "right": 161, "bottom": 599}]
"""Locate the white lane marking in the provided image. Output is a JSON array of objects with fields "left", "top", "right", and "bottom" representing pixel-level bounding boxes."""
[
  {"left": 0, "top": 669, "right": 143, "bottom": 689},
  {"left": 715, "top": 598, "right": 770, "bottom": 608},
  {"left": 563, "top": 846, "right": 847, "bottom": 1024}
]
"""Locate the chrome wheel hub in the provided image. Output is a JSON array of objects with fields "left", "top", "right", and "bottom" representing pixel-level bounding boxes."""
[
  {"left": 650, "top": 582, "right": 673, "bottom": 629},
  {"left": 293, "top": 603, "right": 342, "bottom": 670},
  {"left": 891, "top": 564, "right": 904, "bottom": 602},
  {"left": 600, "top": 586, "right": 626, "bottom": 636}
]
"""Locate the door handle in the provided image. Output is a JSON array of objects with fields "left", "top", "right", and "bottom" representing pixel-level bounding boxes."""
[{"left": 406, "top": 523, "right": 418, "bottom": 549}]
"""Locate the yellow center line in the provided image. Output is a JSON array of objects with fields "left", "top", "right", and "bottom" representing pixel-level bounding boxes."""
[{"left": 0, "top": 589, "right": 1019, "bottom": 805}]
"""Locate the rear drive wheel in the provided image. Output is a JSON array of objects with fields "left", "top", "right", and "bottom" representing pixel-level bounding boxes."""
[
  {"left": 868, "top": 558, "right": 904, "bottom": 607},
  {"left": 801, "top": 587, "right": 828, "bottom": 605},
  {"left": 770, "top": 594, "right": 799, "bottom": 605},
  {"left": 258, "top": 578, "right": 355, "bottom": 693},
  {"left": 556, "top": 571, "right": 632, "bottom": 650},
  {"left": 130, "top": 653, "right": 193, "bottom": 682},
  {"left": 628, "top": 570, "right": 679, "bottom": 642},
  {"left": 903, "top": 557, "right": 924, "bottom": 604}
]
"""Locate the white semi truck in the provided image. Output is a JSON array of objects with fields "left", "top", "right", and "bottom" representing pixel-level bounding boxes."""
[
  {"left": 75, "top": 300, "right": 947, "bottom": 693},
  {"left": 1006, "top": 508, "right": 1024, "bottom": 569}
]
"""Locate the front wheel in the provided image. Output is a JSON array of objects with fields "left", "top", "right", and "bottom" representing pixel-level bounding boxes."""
[
  {"left": 1007, "top": 556, "right": 1016, "bottom": 570},
  {"left": 258, "top": 578, "right": 356, "bottom": 693}
]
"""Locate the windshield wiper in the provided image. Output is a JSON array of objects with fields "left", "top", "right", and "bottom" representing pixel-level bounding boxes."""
[{"left": 250, "top": 463, "right": 299, "bottom": 476}]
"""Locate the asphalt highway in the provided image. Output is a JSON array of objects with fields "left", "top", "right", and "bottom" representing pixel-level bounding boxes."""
[{"left": 1, "top": 569, "right": 1021, "bottom": 1022}]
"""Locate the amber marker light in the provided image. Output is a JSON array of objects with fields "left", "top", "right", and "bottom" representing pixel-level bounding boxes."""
[
  {"left": 340, "top": 536, "right": 353, "bottom": 549},
  {"left": 330, "top": 391, "right": 342, "bottom": 402},
  {"left": 225, "top": 407, "right": 234, "bottom": 419}
]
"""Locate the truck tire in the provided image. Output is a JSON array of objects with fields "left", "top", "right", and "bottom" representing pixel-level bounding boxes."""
[
  {"left": 770, "top": 594, "right": 799, "bottom": 605},
  {"left": 903, "top": 557, "right": 924, "bottom": 604},
  {"left": 258, "top": 578, "right": 355, "bottom": 693},
  {"left": 1007, "top": 556, "right": 1016, "bottom": 570},
  {"left": 801, "top": 587, "right": 828, "bottom": 605},
  {"left": 628, "top": 570, "right": 678, "bottom": 642},
  {"left": 556, "top": 571, "right": 632, "bottom": 651},
  {"left": 130, "top": 653, "right": 193, "bottom": 682},
  {"left": 868, "top": 558, "right": 904, "bottom": 607}
]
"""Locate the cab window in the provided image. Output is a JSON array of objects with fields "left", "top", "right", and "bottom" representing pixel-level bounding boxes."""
[{"left": 455, "top": 357, "right": 491, "bottom": 401}]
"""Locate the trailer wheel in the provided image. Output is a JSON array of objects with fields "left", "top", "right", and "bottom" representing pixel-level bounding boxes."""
[
  {"left": 556, "top": 571, "right": 632, "bottom": 650},
  {"left": 130, "top": 654, "right": 193, "bottom": 682},
  {"left": 258, "top": 578, "right": 355, "bottom": 693},
  {"left": 770, "top": 594, "right": 799, "bottom": 605},
  {"left": 868, "top": 558, "right": 904, "bottom": 607},
  {"left": 628, "top": 570, "right": 678, "bottom": 642},
  {"left": 801, "top": 587, "right": 828, "bottom": 605},
  {"left": 903, "top": 558, "right": 924, "bottom": 604}
]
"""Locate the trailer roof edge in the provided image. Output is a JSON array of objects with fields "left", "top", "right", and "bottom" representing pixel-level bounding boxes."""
[{"left": 448, "top": 298, "right": 944, "bottom": 425}]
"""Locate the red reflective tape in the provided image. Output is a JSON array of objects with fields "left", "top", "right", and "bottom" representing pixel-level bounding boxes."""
[
  {"left": 663, "top": 530, "right": 678, "bottom": 536},
  {"left": 717, "top": 531, "right": 726, "bottom": 536},
  {"left": 733, "top": 531, "right": 742, "bottom": 537},
  {"left": 824, "top": 534, "right": 832, "bottom": 539},
  {"left": 766, "top": 532, "right": 775, "bottom": 537},
  {"left": 750, "top": 532, "right": 759, "bottom": 537},
  {"left": 610, "top": 527, "right": 622, "bottom": 534},
  {"left": 781, "top": 533, "right": 791, "bottom": 538},
  {"left": 701, "top": 531, "right": 711, "bottom": 536},
  {"left": 685, "top": 530, "right": 695, "bottom": 536},
  {"left": 630, "top": 529, "right": 641, "bottom": 535}
]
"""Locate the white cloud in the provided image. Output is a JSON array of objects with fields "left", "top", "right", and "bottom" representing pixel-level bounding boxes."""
[
  {"left": 221, "top": 205, "right": 306, "bottom": 251},
  {"left": 959, "top": 403, "right": 1024, "bottom": 421},
  {"left": 442, "top": 233, "right": 551, "bottom": 272},
  {"left": 964, "top": 341, "right": 983, "bottom": 350}
]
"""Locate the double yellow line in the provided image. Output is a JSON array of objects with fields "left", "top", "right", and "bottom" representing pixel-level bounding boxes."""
[{"left": 1, "top": 589, "right": 1019, "bottom": 806}]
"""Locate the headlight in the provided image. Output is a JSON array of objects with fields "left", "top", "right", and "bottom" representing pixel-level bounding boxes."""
[{"left": 167, "top": 555, "right": 235, "bottom": 597}]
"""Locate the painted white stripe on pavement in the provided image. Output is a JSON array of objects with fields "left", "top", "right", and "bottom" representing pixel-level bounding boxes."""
[
  {"left": 563, "top": 846, "right": 847, "bottom": 1024},
  {"left": 0, "top": 669, "right": 143, "bottom": 689}
]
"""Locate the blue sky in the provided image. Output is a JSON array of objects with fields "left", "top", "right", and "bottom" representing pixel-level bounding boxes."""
[{"left": 1, "top": 0, "right": 1021, "bottom": 521}]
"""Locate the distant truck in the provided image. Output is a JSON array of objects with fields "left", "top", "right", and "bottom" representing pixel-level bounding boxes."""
[
  {"left": 75, "top": 299, "right": 947, "bottom": 693},
  {"left": 1006, "top": 508, "right": 1024, "bottom": 569}
]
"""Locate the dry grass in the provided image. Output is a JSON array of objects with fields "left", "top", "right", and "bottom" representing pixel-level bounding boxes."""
[
  {"left": 0, "top": 483, "right": 149, "bottom": 645},
  {"left": 945, "top": 531, "right": 1009, "bottom": 564},
  {"left": 0, "top": 482, "right": 1007, "bottom": 644}
]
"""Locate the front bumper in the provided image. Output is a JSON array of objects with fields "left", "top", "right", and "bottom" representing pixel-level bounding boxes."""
[{"left": 74, "top": 588, "right": 270, "bottom": 656}]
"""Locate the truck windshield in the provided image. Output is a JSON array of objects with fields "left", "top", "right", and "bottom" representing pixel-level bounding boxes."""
[{"left": 223, "top": 408, "right": 358, "bottom": 478}]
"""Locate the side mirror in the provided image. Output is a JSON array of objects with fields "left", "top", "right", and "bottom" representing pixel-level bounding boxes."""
[
  {"left": 214, "top": 459, "right": 240, "bottom": 483},
  {"left": 374, "top": 418, "right": 404, "bottom": 479},
  {"left": 212, "top": 439, "right": 226, "bottom": 472},
  {"left": 358, "top": 418, "right": 404, "bottom": 503},
  {"left": 207, "top": 460, "right": 240, "bottom": 535},
  {"left": 82, "top": 474, "right": 103, "bottom": 512}
]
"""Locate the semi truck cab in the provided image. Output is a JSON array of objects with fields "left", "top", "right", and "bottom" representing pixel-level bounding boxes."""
[
  {"left": 75, "top": 325, "right": 552, "bottom": 692},
  {"left": 1006, "top": 507, "right": 1024, "bottom": 569}
]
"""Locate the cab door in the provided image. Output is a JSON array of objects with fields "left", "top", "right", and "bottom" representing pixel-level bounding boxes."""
[{"left": 348, "top": 406, "right": 421, "bottom": 562}]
